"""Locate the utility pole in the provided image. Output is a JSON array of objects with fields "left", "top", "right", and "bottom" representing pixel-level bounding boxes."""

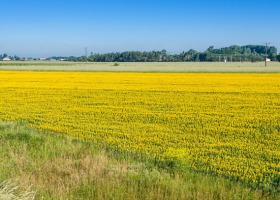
[
  {"left": 264, "top": 43, "right": 270, "bottom": 67},
  {"left": 85, "top": 47, "right": 88, "bottom": 63}
]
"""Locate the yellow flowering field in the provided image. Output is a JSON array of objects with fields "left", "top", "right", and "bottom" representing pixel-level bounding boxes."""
[{"left": 0, "top": 71, "right": 279, "bottom": 189}]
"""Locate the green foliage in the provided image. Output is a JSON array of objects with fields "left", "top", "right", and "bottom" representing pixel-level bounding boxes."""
[
  {"left": 277, "top": 54, "right": 280, "bottom": 62},
  {"left": 80, "top": 56, "right": 87, "bottom": 62},
  {"left": 88, "top": 52, "right": 95, "bottom": 62},
  {"left": 90, "top": 45, "right": 278, "bottom": 62},
  {"left": 1, "top": 45, "right": 278, "bottom": 62}
]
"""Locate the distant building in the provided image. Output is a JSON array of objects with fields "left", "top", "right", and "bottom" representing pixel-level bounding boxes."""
[
  {"left": 21, "top": 57, "right": 28, "bottom": 61},
  {"left": 3, "top": 57, "right": 11, "bottom": 61},
  {"left": 266, "top": 58, "right": 271, "bottom": 62},
  {"left": 40, "top": 58, "right": 46, "bottom": 61}
]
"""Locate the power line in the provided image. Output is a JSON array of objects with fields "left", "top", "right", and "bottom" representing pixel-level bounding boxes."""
[{"left": 264, "top": 42, "right": 270, "bottom": 67}]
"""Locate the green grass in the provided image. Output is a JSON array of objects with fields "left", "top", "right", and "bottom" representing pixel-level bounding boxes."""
[
  {"left": 0, "top": 61, "right": 280, "bottom": 72},
  {"left": 0, "top": 121, "right": 278, "bottom": 199}
]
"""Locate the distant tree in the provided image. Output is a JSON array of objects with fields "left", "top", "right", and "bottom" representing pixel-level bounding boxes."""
[
  {"left": 80, "top": 56, "right": 87, "bottom": 62},
  {"left": 270, "top": 53, "right": 277, "bottom": 61},
  {"left": 160, "top": 49, "right": 167, "bottom": 62},
  {"left": 194, "top": 54, "right": 200, "bottom": 62},
  {"left": 88, "top": 52, "right": 95, "bottom": 62},
  {"left": 267, "top": 46, "right": 278, "bottom": 61},
  {"left": 199, "top": 53, "right": 207, "bottom": 61},
  {"left": 268, "top": 46, "right": 277, "bottom": 57},
  {"left": 14, "top": 55, "right": 20, "bottom": 61},
  {"left": 206, "top": 46, "right": 214, "bottom": 53},
  {"left": 245, "top": 48, "right": 251, "bottom": 54},
  {"left": 277, "top": 54, "right": 280, "bottom": 62},
  {"left": 5, "top": 44, "right": 272, "bottom": 63}
]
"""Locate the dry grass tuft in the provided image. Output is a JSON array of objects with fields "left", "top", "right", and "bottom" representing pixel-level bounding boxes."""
[{"left": 0, "top": 180, "right": 35, "bottom": 200}]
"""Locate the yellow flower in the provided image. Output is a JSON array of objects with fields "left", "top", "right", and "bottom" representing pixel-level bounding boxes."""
[{"left": 0, "top": 71, "right": 279, "bottom": 188}]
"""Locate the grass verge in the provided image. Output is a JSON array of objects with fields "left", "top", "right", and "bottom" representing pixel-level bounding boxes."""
[{"left": 0, "top": 121, "right": 278, "bottom": 199}]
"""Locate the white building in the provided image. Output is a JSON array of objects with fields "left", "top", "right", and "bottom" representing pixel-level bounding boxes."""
[
  {"left": 266, "top": 58, "right": 271, "bottom": 62},
  {"left": 2, "top": 57, "right": 11, "bottom": 61}
]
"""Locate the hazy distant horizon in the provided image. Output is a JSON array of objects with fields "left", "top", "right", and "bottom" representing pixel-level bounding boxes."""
[
  {"left": 1, "top": 0, "right": 279, "bottom": 58},
  {"left": 1, "top": 44, "right": 278, "bottom": 59}
]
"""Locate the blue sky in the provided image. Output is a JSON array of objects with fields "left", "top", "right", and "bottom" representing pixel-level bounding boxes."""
[{"left": 1, "top": 0, "right": 279, "bottom": 57}]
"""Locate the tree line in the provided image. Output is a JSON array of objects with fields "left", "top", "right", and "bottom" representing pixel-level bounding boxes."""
[
  {"left": 75, "top": 45, "right": 280, "bottom": 62},
  {"left": 1, "top": 45, "right": 280, "bottom": 62}
]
